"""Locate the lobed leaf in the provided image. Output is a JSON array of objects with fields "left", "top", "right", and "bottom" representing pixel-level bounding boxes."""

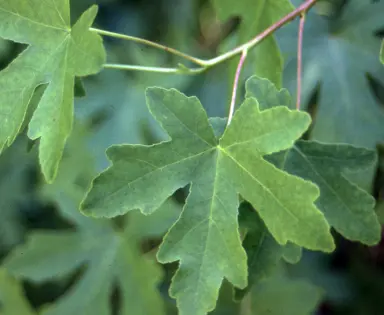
[
  {"left": 247, "top": 75, "right": 381, "bottom": 245},
  {"left": 3, "top": 124, "right": 165, "bottom": 315},
  {"left": 0, "top": 0, "right": 106, "bottom": 182},
  {"left": 278, "top": 0, "right": 384, "bottom": 147},
  {"left": 82, "top": 87, "right": 334, "bottom": 315},
  {"left": 284, "top": 141, "right": 381, "bottom": 245}
]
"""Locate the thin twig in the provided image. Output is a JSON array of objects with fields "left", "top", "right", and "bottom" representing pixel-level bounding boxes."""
[
  {"left": 90, "top": 27, "right": 206, "bottom": 66},
  {"left": 93, "top": 0, "right": 317, "bottom": 73},
  {"left": 227, "top": 50, "right": 248, "bottom": 126},
  {"left": 103, "top": 63, "right": 204, "bottom": 74},
  {"left": 296, "top": 13, "right": 306, "bottom": 110},
  {"left": 203, "top": 0, "right": 317, "bottom": 67}
]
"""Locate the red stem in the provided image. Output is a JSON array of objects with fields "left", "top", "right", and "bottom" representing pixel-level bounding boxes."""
[
  {"left": 227, "top": 50, "right": 248, "bottom": 125},
  {"left": 296, "top": 14, "right": 306, "bottom": 110}
]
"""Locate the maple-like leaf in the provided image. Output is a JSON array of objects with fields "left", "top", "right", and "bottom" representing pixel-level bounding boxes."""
[
  {"left": 246, "top": 75, "right": 381, "bottom": 245},
  {"left": 0, "top": 269, "right": 35, "bottom": 315},
  {"left": 283, "top": 141, "right": 381, "bottom": 245},
  {"left": 3, "top": 124, "right": 165, "bottom": 315},
  {"left": 0, "top": 1, "right": 106, "bottom": 182},
  {"left": 4, "top": 227, "right": 165, "bottom": 315},
  {"left": 212, "top": 0, "right": 294, "bottom": 87},
  {"left": 81, "top": 87, "right": 334, "bottom": 315},
  {"left": 278, "top": 0, "right": 384, "bottom": 147}
]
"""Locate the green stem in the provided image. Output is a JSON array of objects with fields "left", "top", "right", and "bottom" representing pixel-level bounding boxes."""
[
  {"left": 227, "top": 49, "right": 248, "bottom": 126},
  {"left": 93, "top": 0, "right": 317, "bottom": 73},
  {"left": 103, "top": 63, "right": 204, "bottom": 74},
  {"left": 90, "top": 27, "right": 206, "bottom": 66}
]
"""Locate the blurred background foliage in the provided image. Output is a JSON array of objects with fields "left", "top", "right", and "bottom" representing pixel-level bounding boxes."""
[{"left": 0, "top": 0, "right": 384, "bottom": 314}]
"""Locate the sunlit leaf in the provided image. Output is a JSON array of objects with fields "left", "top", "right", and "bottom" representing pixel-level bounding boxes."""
[{"left": 81, "top": 87, "right": 334, "bottom": 315}]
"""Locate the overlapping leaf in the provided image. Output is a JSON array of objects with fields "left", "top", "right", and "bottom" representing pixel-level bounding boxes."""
[
  {"left": 234, "top": 76, "right": 380, "bottom": 301},
  {"left": 246, "top": 75, "right": 381, "bottom": 245},
  {"left": 0, "top": 269, "right": 35, "bottom": 315},
  {"left": 3, "top": 125, "right": 165, "bottom": 315},
  {"left": 279, "top": 0, "right": 384, "bottom": 147},
  {"left": 0, "top": 1, "right": 106, "bottom": 181},
  {"left": 212, "top": 0, "right": 293, "bottom": 87},
  {"left": 235, "top": 203, "right": 283, "bottom": 300},
  {"left": 81, "top": 87, "right": 334, "bottom": 315},
  {"left": 251, "top": 275, "right": 323, "bottom": 315},
  {"left": 235, "top": 201, "right": 303, "bottom": 300}
]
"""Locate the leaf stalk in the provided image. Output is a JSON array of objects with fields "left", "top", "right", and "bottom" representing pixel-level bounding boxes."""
[{"left": 91, "top": 0, "right": 317, "bottom": 74}]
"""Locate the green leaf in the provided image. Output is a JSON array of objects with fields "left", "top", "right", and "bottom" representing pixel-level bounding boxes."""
[
  {"left": 0, "top": 1, "right": 106, "bottom": 182},
  {"left": 246, "top": 75, "right": 381, "bottom": 245},
  {"left": 283, "top": 141, "right": 381, "bottom": 245},
  {"left": 0, "top": 269, "right": 35, "bottom": 315},
  {"left": 251, "top": 276, "right": 323, "bottom": 315},
  {"left": 245, "top": 76, "right": 293, "bottom": 110},
  {"left": 282, "top": 243, "right": 302, "bottom": 264},
  {"left": 82, "top": 87, "right": 334, "bottom": 315},
  {"left": 129, "top": 197, "right": 181, "bottom": 239},
  {"left": 279, "top": 0, "right": 384, "bottom": 147},
  {"left": 4, "top": 228, "right": 165, "bottom": 315},
  {"left": 4, "top": 124, "right": 165, "bottom": 315},
  {"left": 235, "top": 203, "right": 282, "bottom": 301},
  {"left": 213, "top": 0, "right": 294, "bottom": 87},
  {"left": 381, "top": 40, "right": 384, "bottom": 64},
  {"left": 236, "top": 202, "right": 303, "bottom": 301}
]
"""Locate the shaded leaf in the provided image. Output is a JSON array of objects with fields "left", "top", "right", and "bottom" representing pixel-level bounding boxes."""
[
  {"left": 251, "top": 275, "right": 323, "bottom": 315},
  {"left": 128, "top": 197, "right": 181, "bottom": 239},
  {"left": 284, "top": 141, "right": 381, "bottom": 245},
  {"left": 282, "top": 243, "right": 302, "bottom": 264},
  {"left": 279, "top": 0, "right": 384, "bottom": 147},
  {"left": 246, "top": 75, "right": 381, "bottom": 245},
  {"left": 0, "top": 1, "right": 106, "bottom": 181},
  {"left": 0, "top": 269, "right": 35, "bottom": 315},
  {"left": 4, "top": 124, "right": 165, "bottom": 315},
  {"left": 235, "top": 203, "right": 282, "bottom": 301},
  {"left": 82, "top": 87, "right": 334, "bottom": 315},
  {"left": 381, "top": 40, "right": 384, "bottom": 64},
  {"left": 212, "top": 0, "right": 293, "bottom": 86}
]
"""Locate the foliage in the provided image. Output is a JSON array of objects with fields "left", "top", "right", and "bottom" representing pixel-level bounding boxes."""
[
  {"left": 0, "top": 1, "right": 383, "bottom": 315},
  {"left": 3, "top": 124, "right": 167, "bottom": 315},
  {"left": 279, "top": 0, "right": 384, "bottom": 148},
  {"left": 246, "top": 76, "right": 381, "bottom": 245},
  {"left": 0, "top": 0, "right": 105, "bottom": 182},
  {"left": 0, "top": 269, "right": 35, "bottom": 315},
  {"left": 213, "top": 0, "right": 293, "bottom": 87}
]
